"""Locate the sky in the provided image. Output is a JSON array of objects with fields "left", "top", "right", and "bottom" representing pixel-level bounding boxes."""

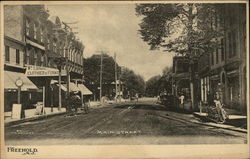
[{"left": 47, "top": 4, "right": 174, "bottom": 81}]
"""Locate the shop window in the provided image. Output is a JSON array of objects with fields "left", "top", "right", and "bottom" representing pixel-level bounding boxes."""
[
  {"left": 5, "top": 45, "right": 10, "bottom": 62},
  {"left": 16, "top": 49, "right": 20, "bottom": 64}
]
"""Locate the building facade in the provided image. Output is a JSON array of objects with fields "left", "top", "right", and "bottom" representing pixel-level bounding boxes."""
[
  {"left": 198, "top": 4, "right": 246, "bottom": 113},
  {"left": 4, "top": 5, "right": 85, "bottom": 113}
]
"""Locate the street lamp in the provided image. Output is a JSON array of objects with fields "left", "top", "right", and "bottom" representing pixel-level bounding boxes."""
[{"left": 54, "top": 56, "right": 66, "bottom": 111}]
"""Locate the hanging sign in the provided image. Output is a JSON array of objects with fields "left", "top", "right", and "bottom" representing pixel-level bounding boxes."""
[{"left": 25, "top": 65, "right": 66, "bottom": 77}]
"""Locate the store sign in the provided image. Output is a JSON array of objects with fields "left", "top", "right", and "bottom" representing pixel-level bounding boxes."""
[{"left": 25, "top": 65, "right": 66, "bottom": 77}]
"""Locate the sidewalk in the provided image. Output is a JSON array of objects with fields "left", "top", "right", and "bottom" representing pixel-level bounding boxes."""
[
  {"left": 193, "top": 112, "right": 247, "bottom": 133},
  {"left": 5, "top": 108, "right": 67, "bottom": 127}
]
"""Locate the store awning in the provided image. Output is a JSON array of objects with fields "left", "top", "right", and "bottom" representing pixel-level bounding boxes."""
[
  {"left": 78, "top": 84, "right": 93, "bottom": 95},
  {"left": 4, "top": 71, "right": 38, "bottom": 91},
  {"left": 62, "top": 82, "right": 80, "bottom": 92},
  {"left": 57, "top": 84, "right": 67, "bottom": 91}
]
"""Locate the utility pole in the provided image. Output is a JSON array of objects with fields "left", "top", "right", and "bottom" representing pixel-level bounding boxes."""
[
  {"left": 100, "top": 53, "right": 103, "bottom": 104},
  {"left": 58, "top": 65, "right": 62, "bottom": 111},
  {"left": 114, "top": 53, "right": 118, "bottom": 102},
  {"left": 118, "top": 67, "right": 121, "bottom": 102}
]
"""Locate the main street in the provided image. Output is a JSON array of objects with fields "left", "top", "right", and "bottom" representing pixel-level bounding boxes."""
[{"left": 5, "top": 98, "right": 247, "bottom": 145}]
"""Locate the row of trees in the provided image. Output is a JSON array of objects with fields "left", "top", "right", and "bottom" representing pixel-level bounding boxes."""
[
  {"left": 83, "top": 53, "right": 145, "bottom": 98},
  {"left": 136, "top": 3, "right": 226, "bottom": 108}
]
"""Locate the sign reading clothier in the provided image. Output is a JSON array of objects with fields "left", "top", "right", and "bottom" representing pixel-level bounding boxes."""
[{"left": 25, "top": 65, "right": 66, "bottom": 77}]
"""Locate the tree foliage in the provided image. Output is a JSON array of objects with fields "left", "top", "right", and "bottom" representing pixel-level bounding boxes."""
[
  {"left": 145, "top": 75, "right": 161, "bottom": 97},
  {"left": 136, "top": 4, "right": 224, "bottom": 57},
  {"left": 83, "top": 53, "right": 119, "bottom": 85},
  {"left": 120, "top": 67, "right": 145, "bottom": 95}
]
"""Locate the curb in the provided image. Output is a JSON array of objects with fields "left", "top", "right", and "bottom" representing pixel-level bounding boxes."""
[
  {"left": 5, "top": 112, "right": 67, "bottom": 127},
  {"left": 193, "top": 113, "right": 247, "bottom": 133}
]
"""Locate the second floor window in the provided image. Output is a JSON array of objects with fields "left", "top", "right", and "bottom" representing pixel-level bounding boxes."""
[
  {"left": 229, "top": 30, "right": 237, "bottom": 58},
  {"left": 41, "top": 27, "right": 44, "bottom": 43},
  {"left": 5, "top": 45, "right": 10, "bottom": 62},
  {"left": 26, "top": 18, "right": 30, "bottom": 36},
  {"left": 34, "top": 53, "right": 37, "bottom": 66},
  {"left": 221, "top": 38, "right": 225, "bottom": 61},
  {"left": 41, "top": 54, "right": 44, "bottom": 66},
  {"left": 26, "top": 51, "right": 30, "bottom": 65},
  {"left": 16, "top": 49, "right": 20, "bottom": 64},
  {"left": 216, "top": 48, "right": 219, "bottom": 64},
  {"left": 211, "top": 52, "right": 214, "bottom": 65},
  {"left": 34, "top": 23, "right": 37, "bottom": 40}
]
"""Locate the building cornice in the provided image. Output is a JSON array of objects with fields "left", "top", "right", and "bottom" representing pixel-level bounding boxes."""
[{"left": 4, "top": 36, "right": 26, "bottom": 46}]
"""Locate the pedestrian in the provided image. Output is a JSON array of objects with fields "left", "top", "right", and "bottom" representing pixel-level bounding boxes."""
[
  {"left": 135, "top": 93, "right": 139, "bottom": 102},
  {"left": 179, "top": 94, "right": 185, "bottom": 110}
]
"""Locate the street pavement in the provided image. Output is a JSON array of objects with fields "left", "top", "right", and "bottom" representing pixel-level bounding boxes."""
[{"left": 4, "top": 98, "right": 247, "bottom": 145}]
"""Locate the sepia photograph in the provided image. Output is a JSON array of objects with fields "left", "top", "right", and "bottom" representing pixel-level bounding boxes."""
[{"left": 1, "top": 1, "right": 249, "bottom": 158}]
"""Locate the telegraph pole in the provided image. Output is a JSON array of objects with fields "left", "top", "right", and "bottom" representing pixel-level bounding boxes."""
[
  {"left": 100, "top": 53, "right": 103, "bottom": 104},
  {"left": 58, "top": 65, "right": 62, "bottom": 111},
  {"left": 114, "top": 53, "right": 118, "bottom": 102}
]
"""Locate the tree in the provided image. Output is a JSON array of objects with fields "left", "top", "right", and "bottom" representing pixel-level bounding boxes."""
[
  {"left": 120, "top": 67, "right": 145, "bottom": 96},
  {"left": 83, "top": 53, "right": 119, "bottom": 85},
  {"left": 136, "top": 4, "right": 223, "bottom": 109},
  {"left": 145, "top": 75, "right": 161, "bottom": 97}
]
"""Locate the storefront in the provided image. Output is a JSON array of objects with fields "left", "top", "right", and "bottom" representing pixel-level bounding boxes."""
[
  {"left": 4, "top": 70, "right": 38, "bottom": 112},
  {"left": 25, "top": 65, "right": 67, "bottom": 109}
]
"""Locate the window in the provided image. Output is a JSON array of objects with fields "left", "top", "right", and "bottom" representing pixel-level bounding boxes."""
[
  {"left": 41, "top": 54, "right": 44, "bottom": 66},
  {"left": 229, "top": 30, "right": 237, "bottom": 58},
  {"left": 53, "top": 42, "right": 56, "bottom": 52},
  {"left": 5, "top": 45, "right": 10, "bottom": 62},
  {"left": 232, "top": 31, "right": 237, "bottom": 57},
  {"left": 16, "top": 49, "right": 20, "bottom": 64},
  {"left": 26, "top": 18, "right": 30, "bottom": 36},
  {"left": 34, "top": 52, "right": 37, "bottom": 66},
  {"left": 34, "top": 23, "right": 37, "bottom": 39},
  {"left": 229, "top": 33, "right": 232, "bottom": 58},
  {"left": 216, "top": 48, "right": 219, "bottom": 64},
  {"left": 211, "top": 52, "right": 214, "bottom": 65},
  {"left": 221, "top": 38, "right": 225, "bottom": 61},
  {"left": 41, "top": 27, "right": 44, "bottom": 43},
  {"left": 26, "top": 51, "right": 30, "bottom": 65}
]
